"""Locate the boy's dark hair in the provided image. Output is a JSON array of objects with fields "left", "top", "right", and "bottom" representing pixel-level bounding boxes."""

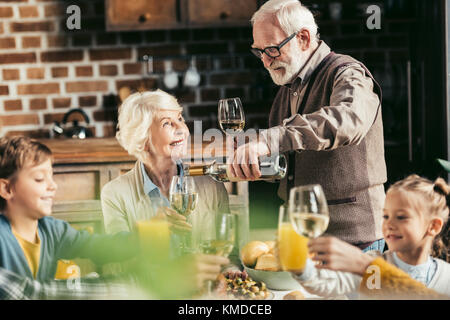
[{"left": 0, "top": 136, "right": 53, "bottom": 211}]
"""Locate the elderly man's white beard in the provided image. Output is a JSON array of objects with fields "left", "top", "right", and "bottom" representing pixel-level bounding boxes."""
[{"left": 266, "top": 49, "right": 306, "bottom": 86}]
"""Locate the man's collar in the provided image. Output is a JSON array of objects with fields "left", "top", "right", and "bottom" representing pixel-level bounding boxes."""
[{"left": 285, "top": 40, "right": 331, "bottom": 89}]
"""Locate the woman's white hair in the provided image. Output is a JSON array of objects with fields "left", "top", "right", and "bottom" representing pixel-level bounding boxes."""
[
  {"left": 116, "top": 89, "right": 182, "bottom": 163},
  {"left": 251, "top": 0, "right": 319, "bottom": 42}
]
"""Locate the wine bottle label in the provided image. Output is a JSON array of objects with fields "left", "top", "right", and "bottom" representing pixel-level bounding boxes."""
[{"left": 187, "top": 166, "right": 205, "bottom": 176}]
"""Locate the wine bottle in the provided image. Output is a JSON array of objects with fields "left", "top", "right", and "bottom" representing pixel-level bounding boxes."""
[{"left": 182, "top": 154, "right": 287, "bottom": 182}]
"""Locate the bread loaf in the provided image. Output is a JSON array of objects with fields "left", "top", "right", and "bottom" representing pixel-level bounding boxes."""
[
  {"left": 283, "top": 290, "right": 305, "bottom": 300},
  {"left": 241, "top": 241, "right": 270, "bottom": 268},
  {"left": 264, "top": 241, "right": 276, "bottom": 254},
  {"left": 254, "top": 253, "right": 281, "bottom": 271}
]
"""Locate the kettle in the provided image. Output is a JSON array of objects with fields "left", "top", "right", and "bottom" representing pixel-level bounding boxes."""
[{"left": 53, "top": 108, "right": 93, "bottom": 139}]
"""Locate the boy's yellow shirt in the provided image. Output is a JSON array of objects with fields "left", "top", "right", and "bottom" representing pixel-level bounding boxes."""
[{"left": 12, "top": 229, "right": 41, "bottom": 279}]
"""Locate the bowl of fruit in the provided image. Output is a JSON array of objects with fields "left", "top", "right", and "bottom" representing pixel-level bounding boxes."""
[{"left": 240, "top": 240, "right": 301, "bottom": 291}]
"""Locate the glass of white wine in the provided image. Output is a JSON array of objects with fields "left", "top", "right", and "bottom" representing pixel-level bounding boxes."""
[
  {"left": 199, "top": 212, "right": 236, "bottom": 257},
  {"left": 198, "top": 212, "right": 236, "bottom": 296},
  {"left": 288, "top": 184, "right": 329, "bottom": 239},
  {"left": 288, "top": 185, "right": 335, "bottom": 282},
  {"left": 169, "top": 176, "right": 198, "bottom": 253},
  {"left": 218, "top": 97, "right": 245, "bottom": 135}
]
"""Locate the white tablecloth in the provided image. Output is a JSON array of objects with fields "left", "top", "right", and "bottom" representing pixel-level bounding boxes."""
[{"left": 269, "top": 282, "right": 322, "bottom": 300}]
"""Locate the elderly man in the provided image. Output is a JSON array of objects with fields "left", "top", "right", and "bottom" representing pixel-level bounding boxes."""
[{"left": 230, "top": 0, "right": 387, "bottom": 251}]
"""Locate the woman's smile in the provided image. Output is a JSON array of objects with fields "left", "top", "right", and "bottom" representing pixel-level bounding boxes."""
[{"left": 170, "top": 139, "right": 184, "bottom": 147}]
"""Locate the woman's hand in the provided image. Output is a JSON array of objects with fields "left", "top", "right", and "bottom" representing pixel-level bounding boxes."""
[
  {"left": 307, "top": 236, "right": 375, "bottom": 276},
  {"left": 193, "top": 254, "right": 230, "bottom": 290},
  {"left": 155, "top": 206, "right": 192, "bottom": 234}
]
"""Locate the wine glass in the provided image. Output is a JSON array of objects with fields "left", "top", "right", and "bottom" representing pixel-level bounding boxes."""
[
  {"left": 288, "top": 185, "right": 336, "bottom": 280},
  {"left": 218, "top": 97, "right": 245, "bottom": 135},
  {"left": 169, "top": 176, "right": 198, "bottom": 253},
  {"left": 198, "top": 212, "right": 236, "bottom": 296},
  {"left": 288, "top": 184, "right": 329, "bottom": 238},
  {"left": 199, "top": 212, "right": 236, "bottom": 257}
]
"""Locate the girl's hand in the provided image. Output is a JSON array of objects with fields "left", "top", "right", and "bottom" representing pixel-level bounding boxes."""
[
  {"left": 155, "top": 206, "right": 192, "bottom": 234},
  {"left": 307, "top": 236, "right": 375, "bottom": 276}
]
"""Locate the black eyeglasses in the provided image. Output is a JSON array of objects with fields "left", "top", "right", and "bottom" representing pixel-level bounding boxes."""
[{"left": 250, "top": 32, "right": 297, "bottom": 59}]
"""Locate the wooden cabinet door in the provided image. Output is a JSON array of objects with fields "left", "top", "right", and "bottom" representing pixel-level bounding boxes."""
[
  {"left": 186, "top": 0, "right": 257, "bottom": 26},
  {"left": 53, "top": 165, "right": 108, "bottom": 202},
  {"left": 106, "top": 0, "right": 179, "bottom": 31}
]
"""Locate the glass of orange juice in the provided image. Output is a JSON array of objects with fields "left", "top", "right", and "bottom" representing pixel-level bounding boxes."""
[
  {"left": 136, "top": 217, "right": 171, "bottom": 262},
  {"left": 278, "top": 203, "right": 309, "bottom": 273}
]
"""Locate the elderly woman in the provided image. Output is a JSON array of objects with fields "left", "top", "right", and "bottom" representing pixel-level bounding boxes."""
[
  {"left": 100, "top": 90, "right": 231, "bottom": 291},
  {"left": 101, "top": 89, "right": 229, "bottom": 237}
]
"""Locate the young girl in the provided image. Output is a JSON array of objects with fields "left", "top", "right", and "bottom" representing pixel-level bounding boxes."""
[{"left": 293, "top": 174, "right": 450, "bottom": 298}]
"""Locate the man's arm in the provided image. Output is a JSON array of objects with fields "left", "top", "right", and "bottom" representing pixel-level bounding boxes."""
[
  {"left": 230, "top": 64, "right": 380, "bottom": 180},
  {"left": 262, "top": 65, "right": 380, "bottom": 152},
  {"left": 261, "top": 64, "right": 380, "bottom": 154}
]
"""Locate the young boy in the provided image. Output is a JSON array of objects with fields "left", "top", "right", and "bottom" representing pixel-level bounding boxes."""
[{"left": 0, "top": 136, "right": 139, "bottom": 282}]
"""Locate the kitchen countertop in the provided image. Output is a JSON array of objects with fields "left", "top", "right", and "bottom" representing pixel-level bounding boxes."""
[
  {"left": 38, "top": 137, "right": 228, "bottom": 165},
  {"left": 38, "top": 138, "right": 134, "bottom": 164}
]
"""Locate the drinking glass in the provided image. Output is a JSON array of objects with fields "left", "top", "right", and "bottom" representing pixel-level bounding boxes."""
[
  {"left": 135, "top": 217, "right": 171, "bottom": 261},
  {"left": 218, "top": 97, "right": 245, "bottom": 135},
  {"left": 169, "top": 176, "right": 198, "bottom": 253},
  {"left": 199, "top": 212, "right": 236, "bottom": 257},
  {"left": 198, "top": 212, "right": 236, "bottom": 295},
  {"left": 288, "top": 184, "right": 329, "bottom": 238},
  {"left": 169, "top": 176, "right": 198, "bottom": 216},
  {"left": 277, "top": 203, "right": 309, "bottom": 272}
]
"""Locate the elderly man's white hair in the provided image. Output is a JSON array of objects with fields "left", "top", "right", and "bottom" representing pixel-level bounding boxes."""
[{"left": 251, "top": 0, "right": 319, "bottom": 43}]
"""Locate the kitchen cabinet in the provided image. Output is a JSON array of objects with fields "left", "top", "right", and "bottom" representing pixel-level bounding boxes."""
[
  {"left": 185, "top": 0, "right": 258, "bottom": 27},
  {"left": 105, "top": 0, "right": 258, "bottom": 31},
  {"left": 39, "top": 138, "right": 136, "bottom": 235},
  {"left": 52, "top": 162, "right": 134, "bottom": 233},
  {"left": 106, "top": 0, "right": 179, "bottom": 31}
]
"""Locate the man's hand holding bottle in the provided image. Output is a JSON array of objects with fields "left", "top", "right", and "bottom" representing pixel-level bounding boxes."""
[{"left": 228, "top": 139, "right": 271, "bottom": 181}]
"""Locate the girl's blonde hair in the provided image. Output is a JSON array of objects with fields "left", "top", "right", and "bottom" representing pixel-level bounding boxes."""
[
  {"left": 115, "top": 89, "right": 182, "bottom": 163},
  {"left": 388, "top": 174, "right": 450, "bottom": 262}
]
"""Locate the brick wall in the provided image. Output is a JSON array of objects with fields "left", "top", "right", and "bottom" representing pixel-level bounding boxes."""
[{"left": 0, "top": 0, "right": 416, "bottom": 139}]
